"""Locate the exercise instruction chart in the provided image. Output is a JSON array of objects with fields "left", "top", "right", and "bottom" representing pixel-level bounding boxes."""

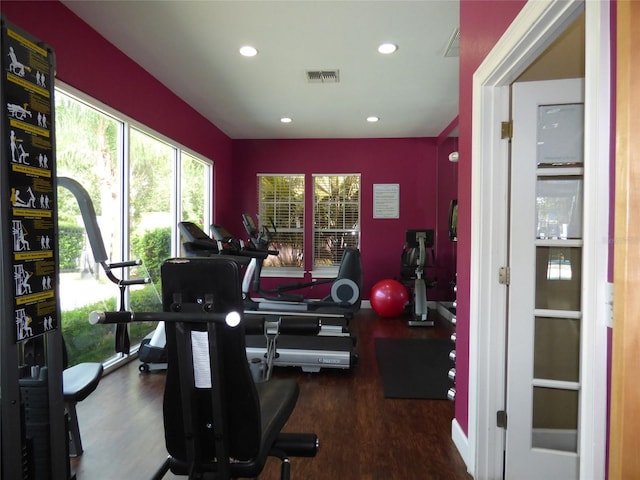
[
  {"left": 2, "top": 20, "right": 58, "bottom": 342},
  {"left": 373, "top": 183, "right": 400, "bottom": 219}
]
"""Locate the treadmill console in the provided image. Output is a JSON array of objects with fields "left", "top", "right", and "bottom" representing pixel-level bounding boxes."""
[{"left": 178, "top": 222, "right": 218, "bottom": 255}]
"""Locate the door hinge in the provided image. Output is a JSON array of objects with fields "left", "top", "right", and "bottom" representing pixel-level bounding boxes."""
[
  {"left": 497, "top": 410, "right": 507, "bottom": 429},
  {"left": 498, "top": 266, "right": 510, "bottom": 285},
  {"left": 501, "top": 120, "right": 513, "bottom": 139}
]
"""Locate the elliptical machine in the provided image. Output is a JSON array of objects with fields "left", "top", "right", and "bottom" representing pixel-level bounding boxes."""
[{"left": 240, "top": 213, "right": 362, "bottom": 316}]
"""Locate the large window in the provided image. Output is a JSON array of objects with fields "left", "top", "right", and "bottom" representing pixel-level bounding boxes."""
[
  {"left": 258, "top": 175, "right": 304, "bottom": 268},
  {"left": 55, "top": 84, "right": 213, "bottom": 368},
  {"left": 181, "top": 152, "right": 211, "bottom": 230},
  {"left": 313, "top": 175, "right": 360, "bottom": 269},
  {"left": 257, "top": 174, "right": 360, "bottom": 275}
]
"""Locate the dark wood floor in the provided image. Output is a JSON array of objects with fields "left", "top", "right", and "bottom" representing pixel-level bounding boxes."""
[{"left": 69, "top": 308, "right": 471, "bottom": 479}]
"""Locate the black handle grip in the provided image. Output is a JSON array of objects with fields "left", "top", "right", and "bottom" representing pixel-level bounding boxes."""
[
  {"left": 119, "top": 278, "right": 151, "bottom": 286},
  {"left": 90, "top": 310, "right": 242, "bottom": 327},
  {"left": 107, "top": 259, "right": 142, "bottom": 268},
  {"left": 273, "top": 433, "right": 319, "bottom": 458},
  {"left": 89, "top": 310, "right": 133, "bottom": 325}
]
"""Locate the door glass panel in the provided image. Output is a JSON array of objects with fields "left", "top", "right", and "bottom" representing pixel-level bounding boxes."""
[
  {"left": 532, "top": 387, "right": 579, "bottom": 452},
  {"left": 537, "top": 103, "right": 584, "bottom": 166},
  {"left": 535, "top": 247, "right": 582, "bottom": 310},
  {"left": 534, "top": 317, "right": 580, "bottom": 382},
  {"left": 536, "top": 177, "right": 583, "bottom": 239}
]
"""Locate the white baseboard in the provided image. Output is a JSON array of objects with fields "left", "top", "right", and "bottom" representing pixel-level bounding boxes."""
[{"left": 452, "top": 418, "right": 473, "bottom": 476}]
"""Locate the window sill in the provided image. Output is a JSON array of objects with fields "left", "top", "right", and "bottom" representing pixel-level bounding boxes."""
[
  {"left": 310, "top": 266, "right": 339, "bottom": 279},
  {"left": 261, "top": 267, "right": 305, "bottom": 278}
]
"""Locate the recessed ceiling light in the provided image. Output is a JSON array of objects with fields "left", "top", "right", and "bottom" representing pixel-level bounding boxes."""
[
  {"left": 280, "top": 117, "right": 292, "bottom": 124},
  {"left": 366, "top": 116, "right": 379, "bottom": 123},
  {"left": 239, "top": 45, "right": 258, "bottom": 57},
  {"left": 378, "top": 43, "right": 398, "bottom": 54}
]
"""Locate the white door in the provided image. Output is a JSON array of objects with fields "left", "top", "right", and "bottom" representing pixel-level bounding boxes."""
[{"left": 505, "top": 78, "right": 585, "bottom": 479}]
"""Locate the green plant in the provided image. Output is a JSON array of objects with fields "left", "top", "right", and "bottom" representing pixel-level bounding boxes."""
[
  {"left": 58, "top": 224, "right": 85, "bottom": 271},
  {"left": 131, "top": 227, "right": 171, "bottom": 282},
  {"left": 61, "top": 284, "right": 162, "bottom": 366}
]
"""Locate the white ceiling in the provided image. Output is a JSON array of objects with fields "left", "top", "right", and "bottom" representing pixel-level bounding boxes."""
[{"left": 61, "top": 0, "right": 459, "bottom": 139}]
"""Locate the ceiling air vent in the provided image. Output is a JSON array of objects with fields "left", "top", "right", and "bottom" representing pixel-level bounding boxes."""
[
  {"left": 444, "top": 28, "right": 460, "bottom": 58},
  {"left": 306, "top": 69, "right": 340, "bottom": 83}
]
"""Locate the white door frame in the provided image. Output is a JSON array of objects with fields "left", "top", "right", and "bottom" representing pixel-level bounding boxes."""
[{"left": 464, "top": 1, "right": 610, "bottom": 478}]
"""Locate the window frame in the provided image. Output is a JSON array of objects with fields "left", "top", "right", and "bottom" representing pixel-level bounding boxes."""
[{"left": 255, "top": 173, "right": 361, "bottom": 279}]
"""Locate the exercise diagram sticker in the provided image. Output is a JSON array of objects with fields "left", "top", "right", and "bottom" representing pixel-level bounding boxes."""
[
  {"left": 3, "top": 26, "right": 58, "bottom": 341},
  {"left": 373, "top": 183, "right": 400, "bottom": 219}
]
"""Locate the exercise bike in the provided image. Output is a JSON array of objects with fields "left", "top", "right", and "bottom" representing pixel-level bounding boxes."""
[{"left": 400, "top": 229, "right": 436, "bottom": 327}]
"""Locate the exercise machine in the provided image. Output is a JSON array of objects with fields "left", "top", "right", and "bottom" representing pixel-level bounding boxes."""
[
  {"left": 59, "top": 177, "right": 170, "bottom": 374},
  {"left": 1, "top": 19, "right": 68, "bottom": 477},
  {"left": 400, "top": 229, "right": 436, "bottom": 327},
  {"left": 178, "top": 222, "right": 358, "bottom": 373},
  {"left": 180, "top": 220, "right": 348, "bottom": 332},
  {"left": 91, "top": 256, "right": 318, "bottom": 479},
  {"left": 58, "top": 176, "right": 152, "bottom": 354},
  {"left": 240, "top": 213, "right": 362, "bottom": 317}
]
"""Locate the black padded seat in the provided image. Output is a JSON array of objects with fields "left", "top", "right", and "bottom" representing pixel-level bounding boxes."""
[
  {"left": 160, "top": 379, "right": 302, "bottom": 478},
  {"left": 62, "top": 361, "right": 103, "bottom": 456}
]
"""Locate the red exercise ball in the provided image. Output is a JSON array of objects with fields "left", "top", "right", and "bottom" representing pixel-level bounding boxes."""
[{"left": 370, "top": 279, "right": 408, "bottom": 317}]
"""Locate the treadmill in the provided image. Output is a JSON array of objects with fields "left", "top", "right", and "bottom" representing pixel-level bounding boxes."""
[{"left": 178, "top": 222, "right": 357, "bottom": 373}]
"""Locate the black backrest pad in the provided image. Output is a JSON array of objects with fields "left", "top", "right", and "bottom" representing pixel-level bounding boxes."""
[{"left": 161, "top": 257, "right": 261, "bottom": 462}]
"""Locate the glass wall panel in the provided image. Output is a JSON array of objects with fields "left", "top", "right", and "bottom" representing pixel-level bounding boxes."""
[
  {"left": 180, "top": 152, "right": 210, "bottom": 230},
  {"left": 55, "top": 93, "right": 122, "bottom": 366},
  {"left": 56, "top": 88, "right": 213, "bottom": 368},
  {"left": 532, "top": 387, "right": 579, "bottom": 452},
  {"left": 535, "top": 247, "right": 582, "bottom": 310},
  {"left": 128, "top": 129, "right": 172, "bottom": 345},
  {"left": 534, "top": 317, "right": 580, "bottom": 382}
]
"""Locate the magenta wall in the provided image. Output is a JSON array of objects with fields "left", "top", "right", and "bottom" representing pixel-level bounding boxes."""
[
  {"left": 0, "top": 1, "right": 234, "bottom": 225},
  {"left": 230, "top": 138, "right": 457, "bottom": 301},
  {"left": 456, "top": 0, "right": 527, "bottom": 435},
  {"left": 436, "top": 135, "right": 459, "bottom": 301}
]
